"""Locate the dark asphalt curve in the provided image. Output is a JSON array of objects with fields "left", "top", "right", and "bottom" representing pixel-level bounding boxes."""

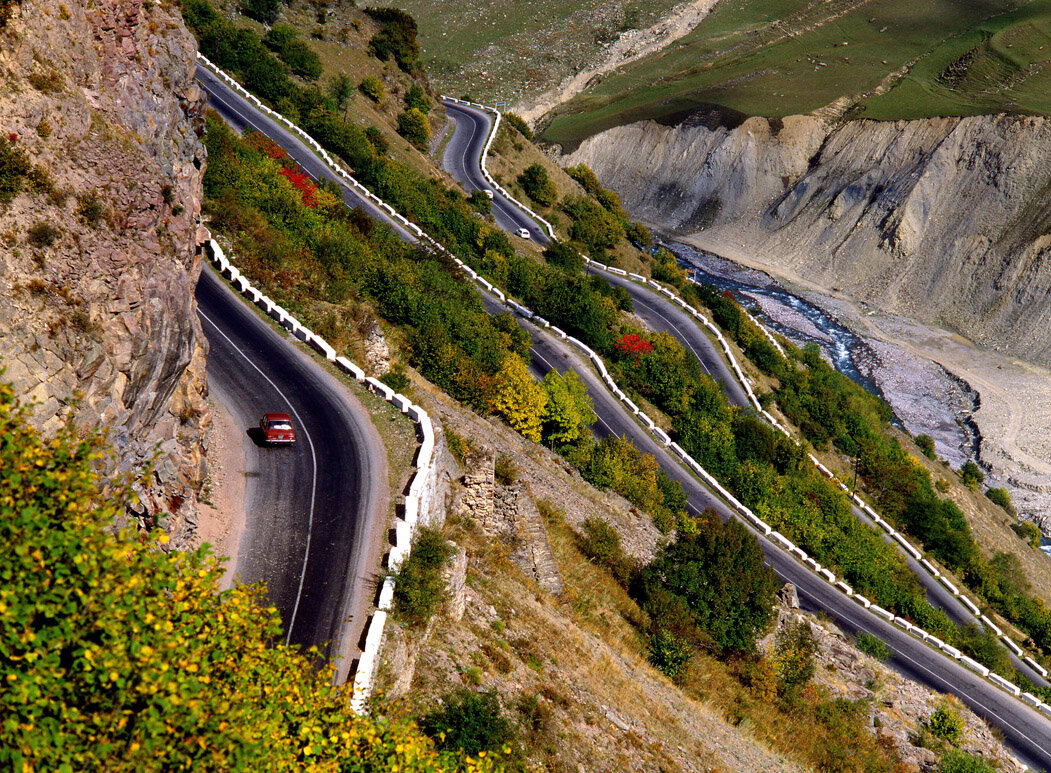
[
  {"left": 198, "top": 67, "right": 1051, "bottom": 765},
  {"left": 442, "top": 99, "right": 550, "bottom": 244},
  {"left": 197, "top": 269, "right": 387, "bottom": 678}
]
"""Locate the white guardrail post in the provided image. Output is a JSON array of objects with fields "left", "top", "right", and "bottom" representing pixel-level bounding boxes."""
[{"left": 199, "top": 56, "right": 1050, "bottom": 710}]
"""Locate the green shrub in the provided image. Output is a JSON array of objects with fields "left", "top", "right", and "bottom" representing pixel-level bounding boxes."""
[
  {"left": 1010, "top": 520, "right": 1042, "bottom": 549},
  {"left": 27, "top": 70, "right": 64, "bottom": 93},
  {"left": 926, "top": 703, "right": 964, "bottom": 745},
  {"left": 916, "top": 433, "right": 936, "bottom": 459},
  {"left": 405, "top": 83, "right": 431, "bottom": 113},
  {"left": 960, "top": 461, "right": 984, "bottom": 491},
  {"left": 577, "top": 516, "right": 633, "bottom": 584},
  {"left": 855, "top": 632, "right": 891, "bottom": 661},
  {"left": 397, "top": 107, "right": 430, "bottom": 149},
  {"left": 517, "top": 163, "right": 556, "bottom": 207},
  {"left": 241, "top": 0, "right": 280, "bottom": 23},
  {"left": 420, "top": 689, "right": 520, "bottom": 762},
  {"left": 494, "top": 453, "right": 518, "bottom": 485},
  {"left": 391, "top": 527, "right": 453, "bottom": 626},
  {"left": 774, "top": 618, "right": 817, "bottom": 700},
  {"left": 358, "top": 74, "right": 385, "bottom": 102},
  {"left": 937, "top": 750, "right": 997, "bottom": 773},
  {"left": 985, "top": 486, "right": 1015, "bottom": 515},
  {"left": 365, "top": 7, "right": 420, "bottom": 73},
  {"left": 26, "top": 221, "right": 60, "bottom": 247},
  {"left": 0, "top": 135, "right": 31, "bottom": 205},
  {"left": 647, "top": 628, "right": 693, "bottom": 680},
  {"left": 76, "top": 191, "right": 105, "bottom": 227},
  {"left": 637, "top": 508, "right": 777, "bottom": 654},
  {"left": 561, "top": 195, "right": 623, "bottom": 254},
  {"left": 263, "top": 24, "right": 322, "bottom": 80},
  {"left": 503, "top": 112, "right": 532, "bottom": 140},
  {"left": 380, "top": 364, "right": 410, "bottom": 392}
]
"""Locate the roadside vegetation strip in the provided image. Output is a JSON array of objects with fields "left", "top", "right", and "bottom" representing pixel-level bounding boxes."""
[
  {"left": 197, "top": 55, "right": 1051, "bottom": 714},
  {"left": 202, "top": 236, "right": 437, "bottom": 714},
  {"left": 580, "top": 257, "right": 1049, "bottom": 683},
  {"left": 440, "top": 96, "right": 557, "bottom": 239},
  {"left": 584, "top": 259, "right": 1042, "bottom": 664}
]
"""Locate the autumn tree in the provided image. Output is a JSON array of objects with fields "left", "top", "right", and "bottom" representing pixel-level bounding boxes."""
[
  {"left": 490, "top": 353, "right": 547, "bottom": 442},
  {"left": 0, "top": 380, "right": 497, "bottom": 771},
  {"left": 541, "top": 369, "right": 595, "bottom": 446}
]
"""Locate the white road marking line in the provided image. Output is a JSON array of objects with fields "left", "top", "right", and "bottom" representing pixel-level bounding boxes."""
[{"left": 198, "top": 304, "right": 320, "bottom": 646}]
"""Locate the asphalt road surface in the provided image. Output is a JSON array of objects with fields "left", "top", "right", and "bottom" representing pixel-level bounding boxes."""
[
  {"left": 196, "top": 268, "right": 387, "bottom": 682},
  {"left": 442, "top": 99, "right": 550, "bottom": 244},
  {"left": 198, "top": 65, "right": 1051, "bottom": 767}
]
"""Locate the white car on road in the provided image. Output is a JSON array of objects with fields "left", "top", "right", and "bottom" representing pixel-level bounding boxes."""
[{"left": 516, "top": 227, "right": 531, "bottom": 239}]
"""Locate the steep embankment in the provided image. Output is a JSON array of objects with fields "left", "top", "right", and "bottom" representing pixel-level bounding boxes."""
[{"left": 0, "top": 0, "right": 208, "bottom": 547}]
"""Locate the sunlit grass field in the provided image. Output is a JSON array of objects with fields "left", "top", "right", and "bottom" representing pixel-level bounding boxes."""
[{"left": 539, "top": 0, "right": 1051, "bottom": 149}]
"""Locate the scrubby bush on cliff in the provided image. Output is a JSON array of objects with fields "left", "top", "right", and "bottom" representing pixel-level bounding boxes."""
[
  {"left": 392, "top": 527, "right": 454, "bottom": 627},
  {"left": 0, "top": 135, "right": 31, "bottom": 206},
  {"left": 420, "top": 689, "right": 521, "bottom": 764},
  {"left": 984, "top": 486, "right": 1015, "bottom": 515},
  {"left": 637, "top": 509, "right": 777, "bottom": 654},
  {"left": 365, "top": 7, "right": 420, "bottom": 73},
  {"left": 359, "top": 74, "right": 385, "bottom": 102},
  {"left": 263, "top": 23, "right": 323, "bottom": 80},
  {"left": 517, "top": 163, "right": 557, "bottom": 207},
  {"left": 577, "top": 516, "right": 633, "bottom": 584},
  {"left": 405, "top": 83, "right": 431, "bottom": 113},
  {"left": 397, "top": 107, "right": 431, "bottom": 149},
  {"left": 0, "top": 380, "right": 494, "bottom": 771}
]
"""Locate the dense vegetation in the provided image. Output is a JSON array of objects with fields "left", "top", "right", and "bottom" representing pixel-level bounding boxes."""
[
  {"left": 602, "top": 289, "right": 957, "bottom": 642},
  {"left": 0, "top": 380, "right": 495, "bottom": 771},
  {"left": 692, "top": 279, "right": 1051, "bottom": 678}
]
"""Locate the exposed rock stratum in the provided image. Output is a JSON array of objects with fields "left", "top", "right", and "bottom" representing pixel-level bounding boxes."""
[{"left": 0, "top": 0, "right": 208, "bottom": 548}]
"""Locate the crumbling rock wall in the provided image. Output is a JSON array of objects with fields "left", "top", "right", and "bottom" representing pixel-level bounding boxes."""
[{"left": 0, "top": 0, "right": 208, "bottom": 547}]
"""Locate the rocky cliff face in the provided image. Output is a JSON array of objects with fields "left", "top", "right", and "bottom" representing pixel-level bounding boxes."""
[
  {"left": 566, "top": 113, "right": 1051, "bottom": 365},
  {"left": 0, "top": 0, "right": 208, "bottom": 547}
]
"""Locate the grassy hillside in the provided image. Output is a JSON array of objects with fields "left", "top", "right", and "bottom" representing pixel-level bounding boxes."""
[
  {"left": 541, "top": 0, "right": 1051, "bottom": 149},
  {"left": 357, "top": 0, "right": 685, "bottom": 106}
]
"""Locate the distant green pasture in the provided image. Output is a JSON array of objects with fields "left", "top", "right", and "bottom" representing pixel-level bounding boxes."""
[{"left": 540, "top": 0, "right": 1051, "bottom": 149}]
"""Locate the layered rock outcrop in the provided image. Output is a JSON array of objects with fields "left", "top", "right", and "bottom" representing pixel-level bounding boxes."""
[
  {"left": 0, "top": 0, "right": 208, "bottom": 547},
  {"left": 566, "top": 113, "right": 1051, "bottom": 366}
]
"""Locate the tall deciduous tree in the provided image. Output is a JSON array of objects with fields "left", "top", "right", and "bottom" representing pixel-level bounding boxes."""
[
  {"left": 541, "top": 369, "right": 595, "bottom": 446},
  {"left": 490, "top": 353, "right": 547, "bottom": 442}
]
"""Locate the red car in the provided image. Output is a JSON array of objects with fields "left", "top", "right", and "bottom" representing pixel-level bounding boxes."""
[{"left": 260, "top": 412, "right": 296, "bottom": 445}]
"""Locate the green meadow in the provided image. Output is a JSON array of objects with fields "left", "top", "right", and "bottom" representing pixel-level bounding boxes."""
[{"left": 540, "top": 0, "right": 1051, "bottom": 149}]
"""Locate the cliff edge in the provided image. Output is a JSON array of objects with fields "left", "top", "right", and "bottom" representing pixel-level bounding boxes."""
[{"left": 0, "top": 0, "right": 208, "bottom": 547}]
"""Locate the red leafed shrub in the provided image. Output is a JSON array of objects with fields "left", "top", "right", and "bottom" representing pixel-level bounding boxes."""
[
  {"left": 279, "top": 165, "right": 317, "bottom": 208},
  {"left": 8, "top": 132, "right": 17, "bottom": 143},
  {"left": 616, "top": 333, "right": 652, "bottom": 360}
]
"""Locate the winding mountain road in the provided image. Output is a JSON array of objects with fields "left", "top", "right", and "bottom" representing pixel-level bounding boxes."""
[
  {"left": 197, "top": 243, "right": 388, "bottom": 682},
  {"left": 196, "top": 67, "right": 1051, "bottom": 768}
]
